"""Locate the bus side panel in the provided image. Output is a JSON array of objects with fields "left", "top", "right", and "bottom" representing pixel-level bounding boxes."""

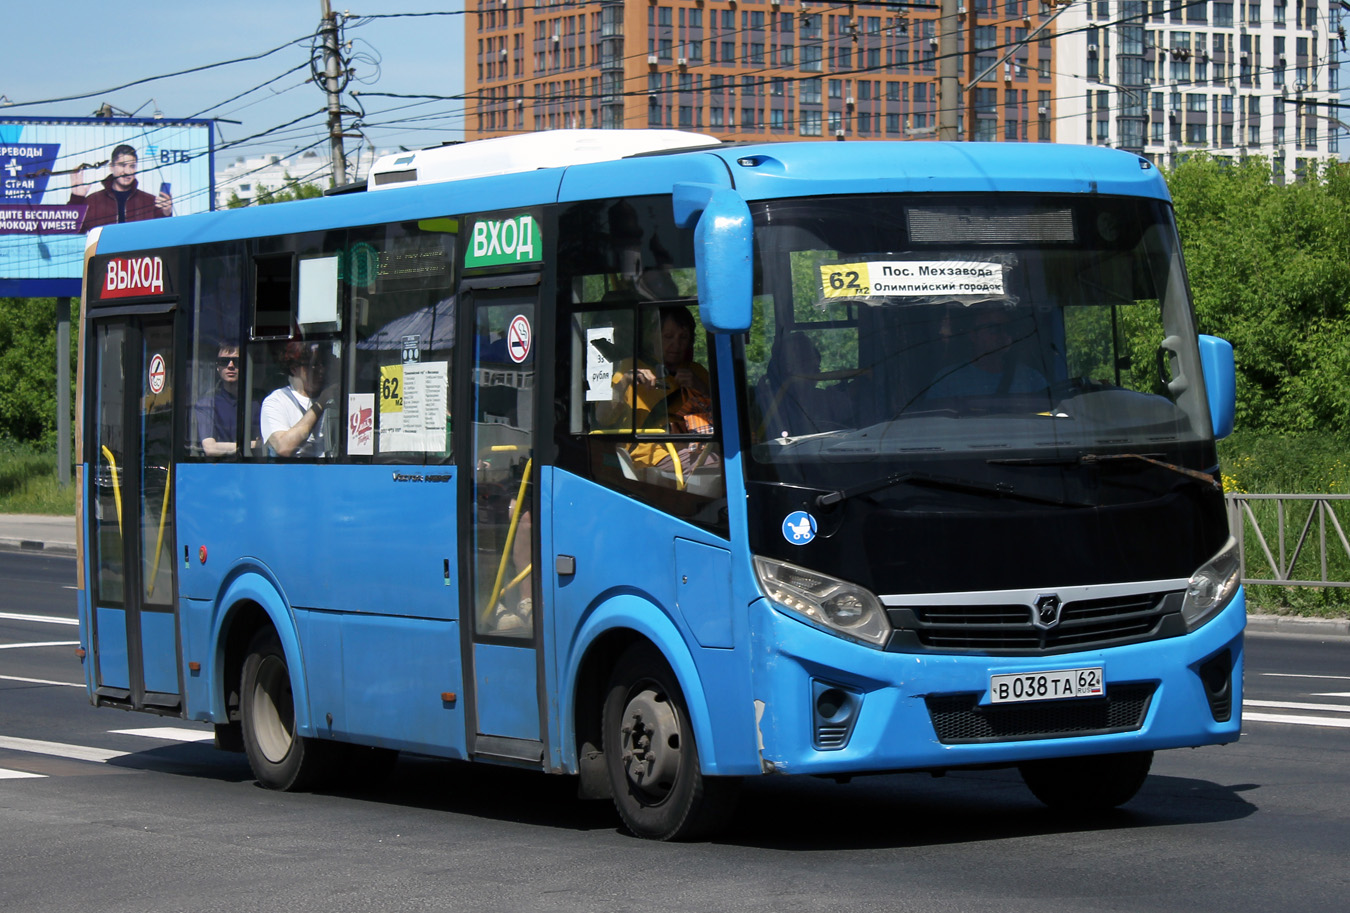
[
  {"left": 94, "top": 607, "right": 130, "bottom": 690},
  {"left": 177, "top": 463, "right": 462, "bottom": 747},
  {"left": 139, "top": 610, "right": 179, "bottom": 694},
  {"left": 75, "top": 578, "right": 95, "bottom": 696},
  {"left": 178, "top": 597, "right": 214, "bottom": 721},
  {"left": 177, "top": 463, "right": 459, "bottom": 622},
  {"left": 346, "top": 614, "right": 464, "bottom": 755},
  {"left": 549, "top": 470, "right": 762, "bottom": 777},
  {"left": 474, "top": 643, "right": 539, "bottom": 742}
]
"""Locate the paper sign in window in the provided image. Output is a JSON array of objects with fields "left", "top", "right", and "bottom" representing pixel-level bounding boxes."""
[
  {"left": 298, "top": 255, "right": 340, "bottom": 327},
  {"left": 379, "top": 361, "right": 448, "bottom": 452}
]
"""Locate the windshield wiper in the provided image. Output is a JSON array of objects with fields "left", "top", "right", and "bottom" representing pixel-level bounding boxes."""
[
  {"left": 988, "top": 453, "right": 1221, "bottom": 491},
  {"left": 816, "top": 470, "right": 1089, "bottom": 508}
]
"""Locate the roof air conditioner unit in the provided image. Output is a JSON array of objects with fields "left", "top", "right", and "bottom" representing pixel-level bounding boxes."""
[
  {"left": 678, "top": 57, "right": 688, "bottom": 65},
  {"left": 552, "top": 35, "right": 560, "bottom": 43},
  {"left": 1037, "top": 105, "right": 1049, "bottom": 115},
  {"left": 846, "top": 96, "right": 855, "bottom": 106},
  {"left": 1088, "top": 44, "right": 1099, "bottom": 53},
  {"left": 648, "top": 55, "right": 659, "bottom": 64}
]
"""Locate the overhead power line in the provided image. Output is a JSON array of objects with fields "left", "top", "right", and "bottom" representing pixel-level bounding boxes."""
[{"left": 3, "top": 34, "right": 315, "bottom": 110}]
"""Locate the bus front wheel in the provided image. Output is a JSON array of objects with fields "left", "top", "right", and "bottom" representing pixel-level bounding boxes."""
[
  {"left": 601, "top": 644, "right": 739, "bottom": 840},
  {"left": 1018, "top": 750, "right": 1153, "bottom": 811},
  {"left": 240, "top": 628, "right": 334, "bottom": 791}
]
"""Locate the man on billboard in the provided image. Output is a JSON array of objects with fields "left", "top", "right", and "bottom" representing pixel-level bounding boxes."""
[{"left": 68, "top": 143, "right": 173, "bottom": 230}]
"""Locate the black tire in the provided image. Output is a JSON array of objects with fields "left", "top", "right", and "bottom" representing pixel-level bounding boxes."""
[
  {"left": 1018, "top": 750, "right": 1153, "bottom": 812},
  {"left": 602, "top": 643, "right": 740, "bottom": 840},
  {"left": 240, "top": 628, "right": 335, "bottom": 791}
]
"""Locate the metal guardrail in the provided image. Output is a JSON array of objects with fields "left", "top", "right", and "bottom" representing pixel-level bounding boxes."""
[{"left": 1226, "top": 494, "right": 1350, "bottom": 588}]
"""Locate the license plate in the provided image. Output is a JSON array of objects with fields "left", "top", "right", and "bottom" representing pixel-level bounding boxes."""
[{"left": 989, "top": 667, "right": 1104, "bottom": 704}]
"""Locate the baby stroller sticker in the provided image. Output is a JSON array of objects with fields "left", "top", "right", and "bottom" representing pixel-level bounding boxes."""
[{"left": 782, "top": 510, "right": 817, "bottom": 545}]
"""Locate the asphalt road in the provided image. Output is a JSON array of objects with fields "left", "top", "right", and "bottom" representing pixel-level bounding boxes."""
[{"left": 2, "top": 550, "right": 1348, "bottom": 913}]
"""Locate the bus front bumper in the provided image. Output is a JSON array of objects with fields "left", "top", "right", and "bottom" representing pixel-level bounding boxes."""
[{"left": 747, "top": 589, "right": 1245, "bottom": 775}]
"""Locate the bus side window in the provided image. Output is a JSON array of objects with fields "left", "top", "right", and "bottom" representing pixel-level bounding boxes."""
[
  {"left": 566, "top": 302, "right": 725, "bottom": 515},
  {"left": 350, "top": 221, "right": 457, "bottom": 464},
  {"left": 186, "top": 246, "right": 247, "bottom": 459}
]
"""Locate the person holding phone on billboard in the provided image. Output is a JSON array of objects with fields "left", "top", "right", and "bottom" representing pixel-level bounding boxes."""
[{"left": 68, "top": 144, "right": 172, "bottom": 230}]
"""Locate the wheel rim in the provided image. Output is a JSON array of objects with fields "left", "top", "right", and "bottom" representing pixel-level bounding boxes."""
[
  {"left": 618, "top": 686, "right": 682, "bottom": 802},
  {"left": 251, "top": 654, "right": 294, "bottom": 764}
]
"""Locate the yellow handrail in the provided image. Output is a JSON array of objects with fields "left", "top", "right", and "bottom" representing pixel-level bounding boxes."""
[
  {"left": 99, "top": 445, "right": 123, "bottom": 537},
  {"left": 147, "top": 468, "right": 171, "bottom": 598},
  {"left": 484, "top": 457, "right": 532, "bottom": 622},
  {"left": 663, "top": 443, "right": 685, "bottom": 490}
]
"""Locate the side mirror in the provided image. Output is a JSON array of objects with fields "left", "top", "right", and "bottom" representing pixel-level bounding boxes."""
[
  {"left": 1197, "top": 334, "right": 1235, "bottom": 440},
  {"left": 672, "top": 182, "right": 753, "bottom": 334}
]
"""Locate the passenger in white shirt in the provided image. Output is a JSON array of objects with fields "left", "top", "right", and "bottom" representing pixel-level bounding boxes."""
[{"left": 260, "top": 341, "right": 335, "bottom": 457}]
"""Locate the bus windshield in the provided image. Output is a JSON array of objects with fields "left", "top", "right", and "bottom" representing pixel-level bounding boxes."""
[
  {"left": 746, "top": 193, "right": 1216, "bottom": 474},
  {"left": 742, "top": 193, "right": 1226, "bottom": 593}
]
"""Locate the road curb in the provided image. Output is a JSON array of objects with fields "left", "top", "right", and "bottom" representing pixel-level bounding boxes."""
[
  {"left": 0, "top": 537, "right": 77, "bottom": 556},
  {"left": 1246, "top": 613, "right": 1350, "bottom": 638}
]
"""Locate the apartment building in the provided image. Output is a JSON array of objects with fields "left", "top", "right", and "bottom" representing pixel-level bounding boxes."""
[
  {"left": 1055, "top": 0, "right": 1344, "bottom": 180},
  {"left": 464, "top": 0, "right": 1060, "bottom": 144}
]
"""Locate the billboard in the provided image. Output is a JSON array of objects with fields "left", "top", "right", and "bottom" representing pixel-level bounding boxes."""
[{"left": 0, "top": 116, "right": 214, "bottom": 297}]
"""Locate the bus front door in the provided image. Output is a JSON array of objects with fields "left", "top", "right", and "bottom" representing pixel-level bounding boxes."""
[
  {"left": 461, "top": 285, "right": 545, "bottom": 766},
  {"left": 87, "top": 315, "right": 182, "bottom": 714}
]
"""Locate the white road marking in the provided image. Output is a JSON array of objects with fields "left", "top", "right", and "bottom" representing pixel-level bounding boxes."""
[
  {"left": 0, "top": 612, "right": 78, "bottom": 626},
  {"left": 1245, "top": 699, "right": 1350, "bottom": 714},
  {"left": 0, "top": 736, "right": 127, "bottom": 763},
  {"left": 1260, "top": 672, "right": 1350, "bottom": 682},
  {"left": 1314, "top": 692, "right": 1350, "bottom": 699},
  {"left": 111, "top": 727, "right": 213, "bottom": 743},
  {"left": 0, "top": 674, "right": 83, "bottom": 688},
  {"left": 0, "top": 768, "right": 46, "bottom": 780},
  {"left": 0, "top": 641, "right": 80, "bottom": 650},
  {"left": 1243, "top": 711, "right": 1350, "bottom": 730}
]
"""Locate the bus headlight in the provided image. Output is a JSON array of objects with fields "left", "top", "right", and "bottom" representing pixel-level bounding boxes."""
[
  {"left": 753, "top": 556, "right": 891, "bottom": 647},
  {"left": 1180, "top": 537, "right": 1241, "bottom": 631}
]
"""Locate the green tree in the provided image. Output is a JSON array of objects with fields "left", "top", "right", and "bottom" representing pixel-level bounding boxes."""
[
  {"left": 0, "top": 296, "right": 76, "bottom": 447},
  {"left": 1166, "top": 156, "right": 1350, "bottom": 434},
  {"left": 225, "top": 172, "right": 325, "bottom": 208}
]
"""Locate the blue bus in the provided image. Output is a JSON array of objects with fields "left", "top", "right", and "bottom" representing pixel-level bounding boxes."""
[{"left": 75, "top": 131, "right": 1243, "bottom": 840}]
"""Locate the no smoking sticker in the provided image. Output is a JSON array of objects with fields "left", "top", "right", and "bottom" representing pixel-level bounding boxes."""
[
  {"left": 148, "top": 353, "right": 167, "bottom": 394},
  {"left": 507, "top": 314, "right": 532, "bottom": 364}
]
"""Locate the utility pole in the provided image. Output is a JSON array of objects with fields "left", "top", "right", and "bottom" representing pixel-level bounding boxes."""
[
  {"left": 938, "top": 0, "right": 960, "bottom": 140},
  {"left": 320, "top": 0, "right": 348, "bottom": 185}
]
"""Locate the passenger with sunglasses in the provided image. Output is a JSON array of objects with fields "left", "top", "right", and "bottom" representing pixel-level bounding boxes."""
[{"left": 192, "top": 345, "right": 247, "bottom": 456}]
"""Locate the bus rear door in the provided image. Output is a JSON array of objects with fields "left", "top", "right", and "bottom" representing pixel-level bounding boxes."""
[{"left": 87, "top": 312, "right": 182, "bottom": 714}]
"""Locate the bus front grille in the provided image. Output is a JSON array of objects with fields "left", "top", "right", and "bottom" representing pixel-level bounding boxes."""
[
  {"left": 886, "top": 591, "right": 1185, "bottom": 655},
  {"left": 924, "top": 683, "right": 1155, "bottom": 744}
]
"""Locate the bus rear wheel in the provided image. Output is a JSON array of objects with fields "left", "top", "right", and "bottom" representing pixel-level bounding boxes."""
[
  {"left": 240, "top": 628, "right": 334, "bottom": 791},
  {"left": 601, "top": 644, "right": 739, "bottom": 840},
  {"left": 1018, "top": 750, "right": 1153, "bottom": 812}
]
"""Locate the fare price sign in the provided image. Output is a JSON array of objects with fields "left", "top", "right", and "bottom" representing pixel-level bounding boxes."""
[{"left": 819, "top": 260, "right": 1005, "bottom": 300}]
